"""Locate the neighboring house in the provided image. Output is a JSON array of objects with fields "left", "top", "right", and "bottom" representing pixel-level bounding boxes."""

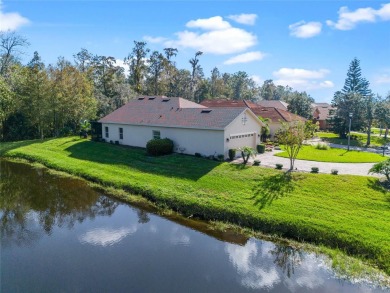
[
  {"left": 251, "top": 107, "right": 306, "bottom": 138},
  {"left": 257, "top": 100, "right": 289, "bottom": 111},
  {"left": 312, "top": 103, "right": 336, "bottom": 130},
  {"left": 201, "top": 99, "right": 305, "bottom": 139},
  {"left": 99, "top": 96, "right": 264, "bottom": 158}
]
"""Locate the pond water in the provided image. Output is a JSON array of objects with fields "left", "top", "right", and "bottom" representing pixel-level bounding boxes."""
[{"left": 0, "top": 159, "right": 387, "bottom": 292}]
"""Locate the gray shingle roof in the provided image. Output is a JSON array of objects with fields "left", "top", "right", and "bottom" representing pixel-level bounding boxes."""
[{"left": 99, "top": 96, "right": 248, "bottom": 130}]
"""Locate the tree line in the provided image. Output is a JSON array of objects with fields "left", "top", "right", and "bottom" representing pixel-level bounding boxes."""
[
  {"left": 0, "top": 31, "right": 388, "bottom": 143},
  {"left": 331, "top": 57, "right": 390, "bottom": 145}
]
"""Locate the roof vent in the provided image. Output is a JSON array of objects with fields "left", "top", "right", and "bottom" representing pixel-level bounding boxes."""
[
  {"left": 162, "top": 98, "right": 170, "bottom": 102},
  {"left": 138, "top": 97, "right": 145, "bottom": 100},
  {"left": 201, "top": 109, "right": 212, "bottom": 113},
  {"left": 148, "top": 97, "right": 155, "bottom": 100}
]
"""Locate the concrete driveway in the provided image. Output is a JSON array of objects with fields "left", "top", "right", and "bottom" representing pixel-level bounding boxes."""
[{"left": 235, "top": 150, "right": 379, "bottom": 176}]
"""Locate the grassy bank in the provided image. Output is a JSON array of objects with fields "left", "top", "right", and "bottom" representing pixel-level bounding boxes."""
[
  {"left": 275, "top": 145, "right": 386, "bottom": 163},
  {"left": 318, "top": 131, "right": 389, "bottom": 147},
  {"left": 1, "top": 137, "right": 389, "bottom": 274}
]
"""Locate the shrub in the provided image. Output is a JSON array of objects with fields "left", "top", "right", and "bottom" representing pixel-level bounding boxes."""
[
  {"left": 275, "top": 163, "right": 283, "bottom": 170},
  {"left": 369, "top": 159, "right": 390, "bottom": 182},
  {"left": 228, "top": 149, "right": 236, "bottom": 161},
  {"left": 110, "top": 140, "right": 113, "bottom": 144},
  {"left": 115, "top": 141, "right": 119, "bottom": 145},
  {"left": 314, "top": 143, "right": 330, "bottom": 150},
  {"left": 238, "top": 146, "right": 256, "bottom": 165},
  {"left": 253, "top": 160, "right": 261, "bottom": 166},
  {"left": 311, "top": 167, "right": 319, "bottom": 173},
  {"left": 256, "top": 144, "right": 265, "bottom": 154},
  {"left": 194, "top": 152, "right": 202, "bottom": 157},
  {"left": 146, "top": 138, "right": 174, "bottom": 156},
  {"left": 217, "top": 154, "right": 225, "bottom": 161},
  {"left": 331, "top": 169, "right": 339, "bottom": 175}
]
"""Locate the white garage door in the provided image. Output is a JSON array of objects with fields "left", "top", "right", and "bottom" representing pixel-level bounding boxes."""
[{"left": 228, "top": 132, "right": 256, "bottom": 150}]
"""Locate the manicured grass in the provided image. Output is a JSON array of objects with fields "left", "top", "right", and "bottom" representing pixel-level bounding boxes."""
[
  {"left": 275, "top": 145, "right": 387, "bottom": 163},
  {"left": 1, "top": 137, "right": 389, "bottom": 275},
  {"left": 317, "top": 131, "right": 389, "bottom": 147}
]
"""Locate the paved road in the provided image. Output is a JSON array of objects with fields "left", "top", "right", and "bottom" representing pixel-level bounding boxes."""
[{"left": 235, "top": 150, "right": 379, "bottom": 176}]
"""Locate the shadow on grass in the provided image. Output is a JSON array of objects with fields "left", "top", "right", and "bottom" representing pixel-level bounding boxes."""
[
  {"left": 251, "top": 172, "right": 295, "bottom": 209},
  {"left": 0, "top": 139, "right": 45, "bottom": 156},
  {"left": 367, "top": 177, "right": 390, "bottom": 196},
  {"left": 65, "top": 140, "right": 222, "bottom": 181}
]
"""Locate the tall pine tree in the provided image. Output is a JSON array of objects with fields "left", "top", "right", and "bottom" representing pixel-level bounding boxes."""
[{"left": 332, "top": 58, "right": 372, "bottom": 138}]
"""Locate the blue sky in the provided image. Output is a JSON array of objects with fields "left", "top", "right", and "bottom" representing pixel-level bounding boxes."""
[{"left": 1, "top": 0, "right": 389, "bottom": 102}]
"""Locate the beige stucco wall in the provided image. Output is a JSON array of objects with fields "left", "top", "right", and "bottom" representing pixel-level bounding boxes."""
[
  {"left": 101, "top": 123, "right": 224, "bottom": 157},
  {"left": 224, "top": 110, "right": 262, "bottom": 157},
  {"left": 269, "top": 122, "right": 281, "bottom": 139}
]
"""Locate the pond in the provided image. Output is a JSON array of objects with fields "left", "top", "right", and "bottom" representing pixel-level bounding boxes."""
[{"left": 0, "top": 159, "right": 387, "bottom": 292}]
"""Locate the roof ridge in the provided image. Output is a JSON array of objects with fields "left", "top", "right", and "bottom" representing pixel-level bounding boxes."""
[{"left": 273, "top": 107, "right": 288, "bottom": 122}]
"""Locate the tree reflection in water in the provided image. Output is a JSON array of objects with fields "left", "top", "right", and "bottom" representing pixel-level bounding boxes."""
[
  {"left": 270, "top": 244, "right": 304, "bottom": 278},
  {"left": 0, "top": 160, "right": 118, "bottom": 246}
]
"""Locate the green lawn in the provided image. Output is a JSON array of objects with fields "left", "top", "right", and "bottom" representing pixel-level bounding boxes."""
[
  {"left": 1, "top": 137, "right": 389, "bottom": 275},
  {"left": 275, "top": 145, "right": 387, "bottom": 163},
  {"left": 317, "top": 131, "right": 389, "bottom": 147}
]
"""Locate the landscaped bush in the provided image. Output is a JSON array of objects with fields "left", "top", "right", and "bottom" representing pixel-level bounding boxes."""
[
  {"left": 146, "top": 138, "right": 174, "bottom": 156},
  {"left": 228, "top": 149, "right": 236, "bottom": 160},
  {"left": 253, "top": 160, "right": 261, "bottom": 166},
  {"left": 257, "top": 144, "right": 265, "bottom": 154},
  {"left": 195, "top": 152, "right": 202, "bottom": 157},
  {"left": 331, "top": 169, "right": 339, "bottom": 175},
  {"left": 115, "top": 141, "right": 119, "bottom": 145},
  {"left": 217, "top": 154, "right": 225, "bottom": 161},
  {"left": 275, "top": 163, "right": 283, "bottom": 170},
  {"left": 314, "top": 143, "right": 330, "bottom": 150},
  {"left": 311, "top": 167, "right": 319, "bottom": 173}
]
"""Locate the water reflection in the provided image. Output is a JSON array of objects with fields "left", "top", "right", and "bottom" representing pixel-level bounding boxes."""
[
  {"left": 0, "top": 160, "right": 118, "bottom": 246},
  {"left": 1, "top": 160, "right": 387, "bottom": 292},
  {"left": 79, "top": 226, "right": 137, "bottom": 247}
]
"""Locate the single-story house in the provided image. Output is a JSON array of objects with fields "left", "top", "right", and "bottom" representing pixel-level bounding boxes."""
[
  {"left": 312, "top": 103, "right": 336, "bottom": 130},
  {"left": 99, "top": 96, "right": 265, "bottom": 158},
  {"left": 201, "top": 99, "right": 306, "bottom": 139},
  {"left": 251, "top": 107, "right": 306, "bottom": 138}
]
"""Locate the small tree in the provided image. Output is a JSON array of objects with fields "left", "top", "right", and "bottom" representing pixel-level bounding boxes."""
[
  {"left": 369, "top": 159, "right": 390, "bottom": 183},
  {"left": 275, "top": 121, "right": 311, "bottom": 170},
  {"left": 238, "top": 146, "right": 256, "bottom": 165},
  {"left": 80, "top": 119, "right": 91, "bottom": 138}
]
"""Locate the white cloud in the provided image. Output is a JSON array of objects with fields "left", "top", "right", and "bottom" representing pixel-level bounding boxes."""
[
  {"left": 169, "top": 227, "right": 191, "bottom": 246},
  {"left": 186, "top": 16, "right": 231, "bottom": 30},
  {"left": 251, "top": 75, "right": 263, "bottom": 86},
  {"left": 289, "top": 21, "right": 322, "bottom": 38},
  {"left": 327, "top": 3, "right": 390, "bottom": 30},
  {"left": 115, "top": 59, "right": 130, "bottom": 76},
  {"left": 143, "top": 35, "right": 167, "bottom": 43},
  {"left": 224, "top": 51, "right": 266, "bottom": 65},
  {"left": 375, "top": 74, "right": 390, "bottom": 84},
  {"left": 377, "top": 3, "right": 390, "bottom": 20},
  {"left": 273, "top": 68, "right": 334, "bottom": 91},
  {"left": 0, "top": 1, "right": 30, "bottom": 31},
  {"left": 274, "top": 68, "right": 329, "bottom": 80},
  {"left": 225, "top": 240, "right": 280, "bottom": 290},
  {"left": 227, "top": 13, "right": 258, "bottom": 25},
  {"left": 160, "top": 16, "right": 257, "bottom": 55},
  {"left": 79, "top": 226, "right": 137, "bottom": 247}
]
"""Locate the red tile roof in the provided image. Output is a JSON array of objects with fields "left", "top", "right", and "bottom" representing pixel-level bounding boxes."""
[
  {"left": 252, "top": 107, "right": 306, "bottom": 123},
  {"left": 200, "top": 99, "right": 305, "bottom": 122},
  {"left": 257, "top": 100, "right": 289, "bottom": 111},
  {"left": 312, "top": 103, "right": 336, "bottom": 121},
  {"left": 99, "top": 96, "right": 250, "bottom": 130}
]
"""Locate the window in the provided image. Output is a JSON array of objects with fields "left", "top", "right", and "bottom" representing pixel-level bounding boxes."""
[
  {"left": 153, "top": 130, "right": 161, "bottom": 139},
  {"left": 119, "top": 128, "right": 123, "bottom": 139},
  {"left": 105, "top": 126, "right": 109, "bottom": 138}
]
